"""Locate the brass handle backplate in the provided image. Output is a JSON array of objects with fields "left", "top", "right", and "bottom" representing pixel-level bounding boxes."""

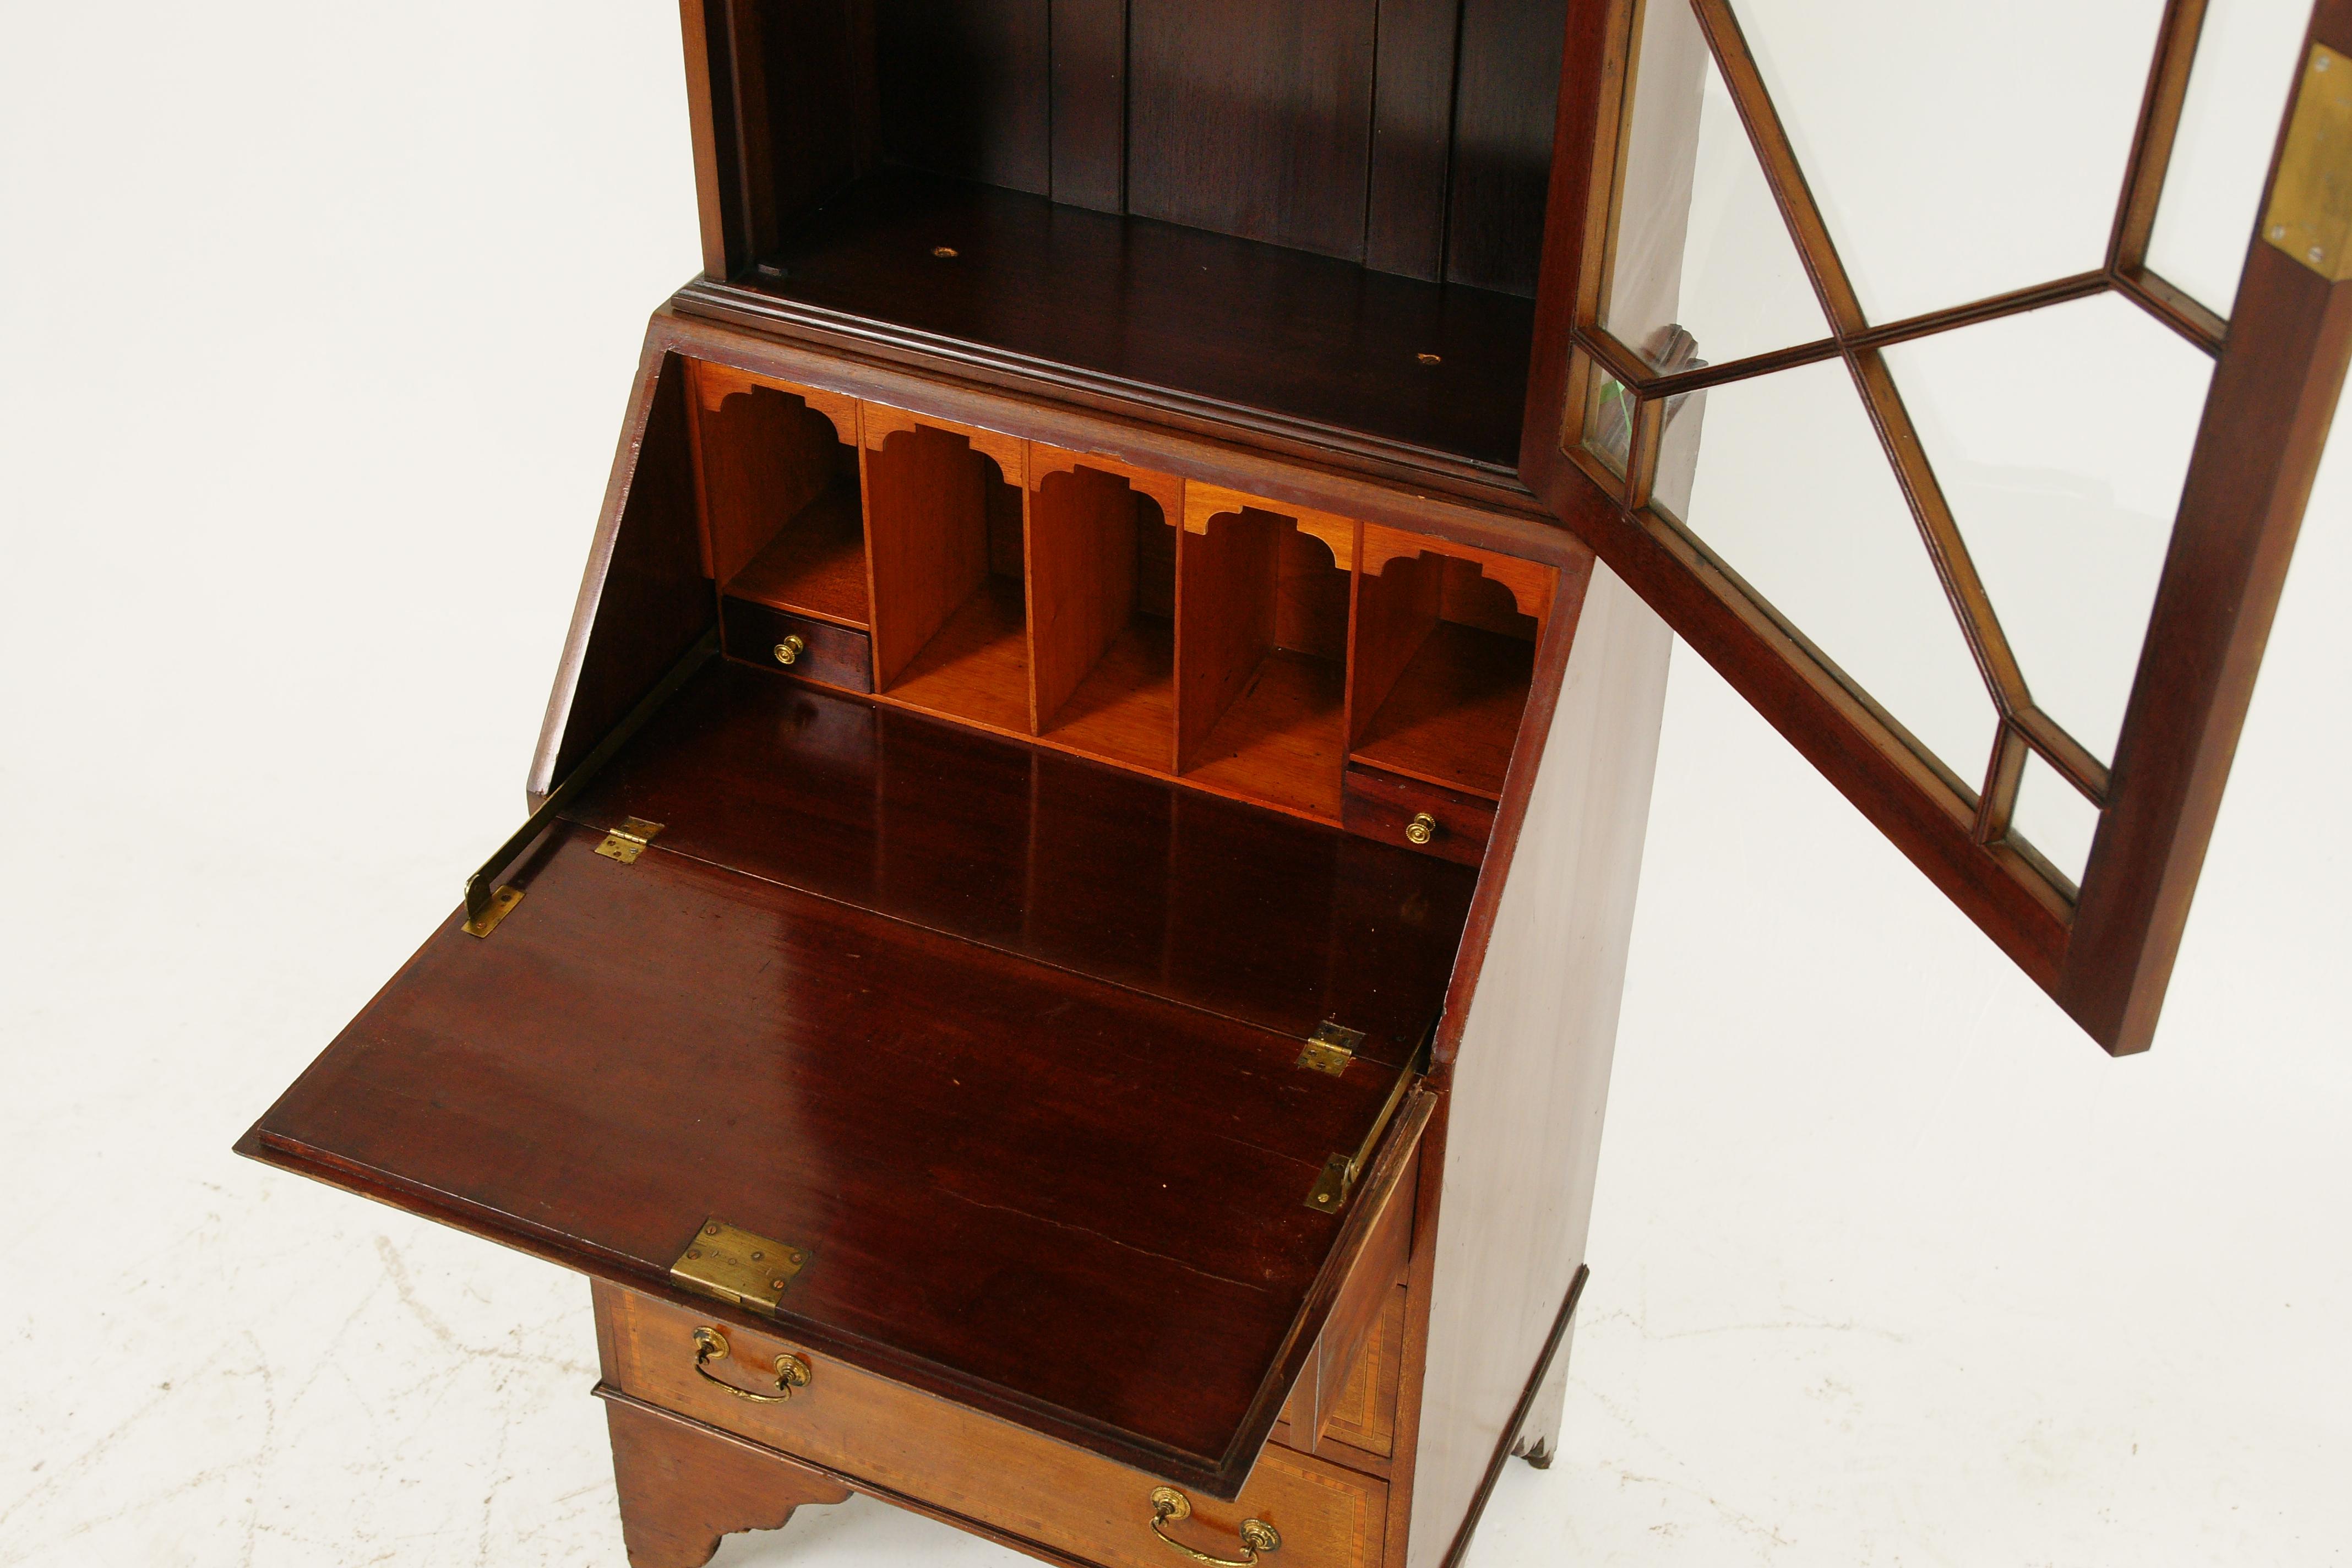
[
  {"left": 1148, "top": 1487, "right": 1280, "bottom": 1565},
  {"left": 773, "top": 635, "right": 806, "bottom": 666},
  {"left": 1404, "top": 812, "right": 1438, "bottom": 846},
  {"left": 692, "top": 1325, "right": 811, "bottom": 1403}
]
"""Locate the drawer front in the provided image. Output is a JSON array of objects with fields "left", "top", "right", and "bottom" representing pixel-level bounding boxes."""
[
  {"left": 721, "top": 595, "right": 875, "bottom": 693},
  {"left": 597, "top": 1281, "right": 1385, "bottom": 1568},
  {"left": 1342, "top": 764, "right": 1494, "bottom": 866}
]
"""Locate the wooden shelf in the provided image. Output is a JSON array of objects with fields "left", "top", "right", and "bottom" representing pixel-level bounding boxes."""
[
  {"left": 740, "top": 170, "right": 1536, "bottom": 470},
  {"left": 723, "top": 483, "right": 869, "bottom": 628},
  {"left": 1351, "top": 622, "right": 1533, "bottom": 801},
  {"left": 889, "top": 575, "right": 1031, "bottom": 733},
  {"left": 1044, "top": 618, "right": 1175, "bottom": 773},
  {"left": 1185, "top": 651, "right": 1347, "bottom": 820}
]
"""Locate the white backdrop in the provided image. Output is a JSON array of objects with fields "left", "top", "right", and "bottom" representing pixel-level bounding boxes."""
[{"left": 2, "top": 5, "right": 2344, "bottom": 1565}]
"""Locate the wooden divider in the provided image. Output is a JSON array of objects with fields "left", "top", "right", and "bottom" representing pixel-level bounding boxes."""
[
  {"left": 677, "top": 357, "right": 1552, "bottom": 839},
  {"left": 1348, "top": 524, "right": 1555, "bottom": 800},
  {"left": 1026, "top": 448, "right": 1183, "bottom": 771},
  {"left": 688, "top": 363, "right": 868, "bottom": 628},
  {"left": 862, "top": 410, "right": 1030, "bottom": 731},
  {"left": 1177, "top": 489, "right": 1358, "bottom": 820}
]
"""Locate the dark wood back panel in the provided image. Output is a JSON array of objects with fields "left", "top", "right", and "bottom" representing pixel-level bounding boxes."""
[
  {"left": 876, "top": 0, "right": 1051, "bottom": 194},
  {"left": 1125, "top": 0, "right": 1377, "bottom": 262},
  {"left": 717, "top": 0, "right": 1566, "bottom": 293}
]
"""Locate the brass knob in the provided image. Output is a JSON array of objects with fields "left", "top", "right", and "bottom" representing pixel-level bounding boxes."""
[
  {"left": 773, "top": 635, "right": 805, "bottom": 666},
  {"left": 1404, "top": 812, "right": 1438, "bottom": 846}
]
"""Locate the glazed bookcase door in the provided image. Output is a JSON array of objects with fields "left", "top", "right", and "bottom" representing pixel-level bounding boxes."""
[{"left": 1520, "top": 0, "right": 2352, "bottom": 1053}]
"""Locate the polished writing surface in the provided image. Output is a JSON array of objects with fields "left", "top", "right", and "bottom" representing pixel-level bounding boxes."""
[
  {"left": 252, "top": 821, "right": 1407, "bottom": 1482},
  {"left": 568, "top": 662, "right": 1472, "bottom": 1068}
]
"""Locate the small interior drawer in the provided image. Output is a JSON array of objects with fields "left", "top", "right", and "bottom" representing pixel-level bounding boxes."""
[
  {"left": 1343, "top": 764, "right": 1495, "bottom": 866},
  {"left": 721, "top": 596, "right": 875, "bottom": 693},
  {"left": 596, "top": 1281, "right": 1387, "bottom": 1568}
]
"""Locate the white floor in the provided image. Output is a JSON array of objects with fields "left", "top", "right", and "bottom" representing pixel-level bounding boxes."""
[{"left": 4, "top": 6, "right": 2349, "bottom": 1565}]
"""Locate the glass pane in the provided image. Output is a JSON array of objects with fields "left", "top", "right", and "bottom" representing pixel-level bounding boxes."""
[
  {"left": 1883, "top": 292, "right": 2213, "bottom": 763},
  {"left": 1733, "top": 0, "right": 2169, "bottom": 324},
  {"left": 2012, "top": 749, "right": 2101, "bottom": 889},
  {"left": 1605, "top": 0, "right": 1831, "bottom": 370},
  {"left": 1583, "top": 357, "right": 1634, "bottom": 476},
  {"left": 1657, "top": 357, "right": 1998, "bottom": 785},
  {"left": 2146, "top": 0, "right": 2311, "bottom": 316}
]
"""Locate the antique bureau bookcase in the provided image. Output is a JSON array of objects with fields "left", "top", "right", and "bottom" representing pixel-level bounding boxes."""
[{"left": 243, "top": 1, "right": 2351, "bottom": 1564}]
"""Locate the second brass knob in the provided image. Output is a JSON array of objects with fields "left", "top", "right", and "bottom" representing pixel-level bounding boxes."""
[
  {"left": 774, "top": 635, "right": 806, "bottom": 666},
  {"left": 1405, "top": 812, "right": 1438, "bottom": 846}
]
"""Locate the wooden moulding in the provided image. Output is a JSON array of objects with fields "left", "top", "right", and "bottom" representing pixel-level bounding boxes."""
[
  {"left": 1027, "top": 445, "right": 1185, "bottom": 771},
  {"left": 1175, "top": 484, "right": 1358, "bottom": 820}
]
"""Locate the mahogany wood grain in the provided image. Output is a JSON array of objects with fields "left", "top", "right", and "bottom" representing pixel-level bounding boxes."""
[
  {"left": 1125, "top": 0, "right": 1376, "bottom": 263},
  {"left": 533, "top": 350, "right": 716, "bottom": 798},
  {"left": 248, "top": 816, "right": 1431, "bottom": 1493},
  {"left": 1351, "top": 623, "right": 1536, "bottom": 802},
  {"left": 862, "top": 421, "right": 1006, "bottom": 688},
  {"left": 566, "top": 662, "right": 1471, "bottom": 1068},
  {"left": 692, "top": 358, "right": 861, "bottom": 443},
  {"left": 1027, "top": 459, "right": 1178, "bottom": 763},
  {"left": 1342, "top": 767, "right": 1495, "bottom": 869},
  {"left": 1348, "top": 553, "right": 1442, "bottom": 748},
  {"left": 599, "top": 1285, "right": 1387, "bottom": 1567},
  {"left": 721, "top": 484, "right": 869, "bottom": 628},
  {"left": 1175, "top": 507, "right": 1278, "bottom": 770},
  {"left": 724, "top": 170, "right": 1538, "bottom": 471},
  {"left": 1365, "top": 0, "right": 1464, "bottom": 283},
  {"left": 678, "top": 0, "right": 736, "bottom": 278},
  {"left": 646, "top": 309, "right": 1574, "bottom": 556},
  {"left": 718, "top": 598, "right": 875, "bottom": 693},
  {"left": 1049, "top": 0, "right": 1128, "bottom": 213},
  {"left": 876, "top": 0, "right": 1050, "bottom": 194},
  {"left": 1406, "top": 565, "right": 1670, "bottom": 1568},
  {"left": 1444, "top": 0, "right": 1567, "bottom": 295},
  {"left": 1280, "top": 1282, "right": 1408, "bottom": 1473},
  {"left": 886, "top": 574, "right": 1034, "bottom": 732},
  {"left": 1360, "top": 524, "right": 1554, "bottom": 629},
  {"left": 605, "top": 1390, "right": 851, "bottom": 1568}
]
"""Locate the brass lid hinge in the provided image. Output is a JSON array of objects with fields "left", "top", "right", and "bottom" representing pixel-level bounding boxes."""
[
  {"left": 671, "top": 1218, "right": 810, "bottom": 1317},
  {"left": 1296, "top": 1020, "right": 1364, "bottom": 1075},
  {"left": 596, "top": 816, "right": 665, "bottom": 864}
]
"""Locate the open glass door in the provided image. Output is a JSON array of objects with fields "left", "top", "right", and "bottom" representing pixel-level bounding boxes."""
[{"left": 1521, "top": 0, "right": 2352, "bottom": 1052}]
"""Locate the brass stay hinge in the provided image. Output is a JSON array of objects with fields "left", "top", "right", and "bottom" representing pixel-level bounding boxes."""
[
  {"left": 596, "top": 816, "right": 665, "bottom": 864},
  {"left": 1305, "top": 1032, "right": 1429, "bottom": 1213},
  {"left": 671, "top": 1217, "right": 810, "bottom": 1318}
]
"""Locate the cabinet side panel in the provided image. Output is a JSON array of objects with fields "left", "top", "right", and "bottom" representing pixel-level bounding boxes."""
[
  {"left": 529, "top": 347, "right": 716, "bottom": 802},
  {"left": 1403, "top": 563, "right": 1669, "bottom": 1567}
]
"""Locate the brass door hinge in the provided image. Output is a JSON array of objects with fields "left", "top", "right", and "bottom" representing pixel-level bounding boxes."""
[
  {"left": 1296, "top": 1020, "right": 1364, "bottom": 1075},
  {"left": 596, "top": 816, "right": 665, "bottom": 864},
  {"left": 2264, "top": 44, "right": 2352, "bottom": 281},
  {"left": 671, "top": 1218, "right": 810, "bottom": 1317}
]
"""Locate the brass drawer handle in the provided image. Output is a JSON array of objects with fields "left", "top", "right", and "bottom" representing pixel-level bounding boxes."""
[
  {"left": 692, "top": 1325, "right": 810, "bottom": 1403},
  {"left": 1148, "top": 1487, "right": 1280, "bottom": 1565},
  {"left": 773, "top": 635, "right": 805, "bottom": 666},
  {"left": 1404, "top": 811, "right": 1438, "bottom": 846}
]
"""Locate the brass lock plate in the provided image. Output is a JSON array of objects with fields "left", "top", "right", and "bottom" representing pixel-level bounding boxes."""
[{"left": 671, "top": 1218, "right": 810, "bottom": 1317}]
